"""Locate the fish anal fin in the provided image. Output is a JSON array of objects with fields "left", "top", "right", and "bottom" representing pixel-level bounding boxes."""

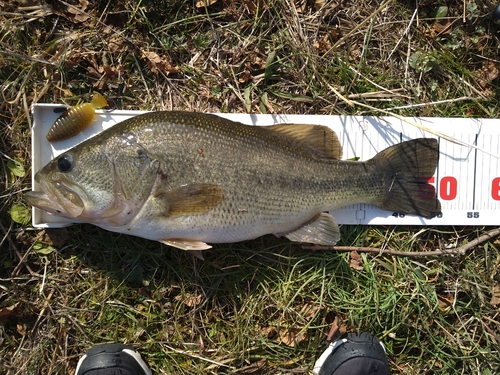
[
  {"left": 157, "top": 183, "right": 223, "bottom": 217},
  {"left": 267, "top": 124, "right": 343, "bottom": 159},
  {"left": 278, "top": 213, "right": 340, "bottom": 246},
  {"left": 161, "top": 239, "right": 212, "bottom": 256}
]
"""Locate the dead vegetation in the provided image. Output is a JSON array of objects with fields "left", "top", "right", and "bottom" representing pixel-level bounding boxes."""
[{"left": 1, "top": 0, "right": 500, "bottom": 374}]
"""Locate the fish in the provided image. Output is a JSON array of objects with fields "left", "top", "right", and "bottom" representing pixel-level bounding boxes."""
[
  {"left": 26, "top": 111, "right": 441, "bottom": 256},
  {"left": 46, "top": 92, "right": 108, "bottom": 142}
]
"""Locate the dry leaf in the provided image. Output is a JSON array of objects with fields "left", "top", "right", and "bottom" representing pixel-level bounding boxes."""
[
  {"left": 235, "top": 359, "right": 267, "bottom": 374},
  {"left": 263, "top": 326, "right": 278, "bottom": 339},
  {"left": 314, "top": 0, "right": 325, "bottom": 9},
  {"left": 107, "top": 36, "right": 126, "bottom": 54},
  {"left": 51, "top": 0, "right": 90, "bottom": 23},
  {"left": 300, "top": 300, "right": 320, "bottom": 321},
  {"left": 349, "top": 251, "right": 363, "bottom": 270},
  {"left": 174, "top": 292, "right": 202, "bottom": 307},
  {"left": 277, "top": 327, "right": 308, "bottom": 347},
  {"left": 263, "top": 325, "right": 308, "bottom": 347},
  {"left": 195, "top": 0, "right": 218, "bottom": 8},
  {"left": 431, "top": 21, "right": 452, "bottom": 35},
  {"left": 477, "top": 61, "right": 499, "bottom": 89},
  {"left": 0, "top": 303, "right": 23, "bottom": 323},
  {"left": 437, "top": 293, "right": 454, "bottom": 311},
  {"left": 17, "top": 323, "right": 28, "bottom": 336},
  {"left": 14, "top": 0, "right": 44, "bottom": 5},
  {"left": 238, "top": 71, "right": 253, "bottom": 83},
  {"left": 326, "top": 315, "right": 342, "bottom": 342},
  {"left": 242, "top": 0, "right": 267, "bottom": 14},
  {"left": 141, "top": 50, "right": 179, "bottom": 76},
  {"left": 490, "top": 284, "right": 500, "bottom": 306},
  {"left": 313, "top": 35, "right": 332, "bottom": 54}
]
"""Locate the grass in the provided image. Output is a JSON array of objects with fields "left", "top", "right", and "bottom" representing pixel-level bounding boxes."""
[{"left": 1, "top": 0, "right": 500, "bottom": 374}]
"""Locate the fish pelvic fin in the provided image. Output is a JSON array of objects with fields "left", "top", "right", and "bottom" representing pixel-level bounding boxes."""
[
  {"left": 278, "top": 213, "right": 340, "bottom": 246},
  {"left": 371, "top": 138, "right": 441, "bottom": 219}
]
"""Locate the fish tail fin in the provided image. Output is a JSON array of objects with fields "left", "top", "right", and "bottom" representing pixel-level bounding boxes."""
[
  {"left": 371, "top": 138, "right": 441, "bottom": 218},
  {"left": 90, "top": 92, "right": 107, "bottom": 109}
]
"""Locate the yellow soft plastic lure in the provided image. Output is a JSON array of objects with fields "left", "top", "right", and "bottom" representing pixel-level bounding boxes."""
[{"left": 46, "top": 93, "right": 107, "bottom": 142}]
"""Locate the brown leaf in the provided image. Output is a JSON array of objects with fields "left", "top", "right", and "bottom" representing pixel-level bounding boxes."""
[
  {"left": 431, "top": 21, "right": 452, "bottom": 35},
  {"left": 14, "top": 0, "right": 44, "bottom": 5},
  {"left": 437, "top": 293, "right": 454, "bottom": 311},
  {"left": 264, "top": 325, "right": 308, "bottom": 347},
  {"left": 0, "top": 303, "right": 23, "bottom": 323},
  {"left": 477, "top": 61, "right": 499, "bottom": 89},
  {"left": 195, "top": 0, "right": 218, "bottom": 8},
  {"left": 263, "top": 326, "right": 278, "bottom": 339},
  {"left": 277, "top": 327, "right": 307, "bottom": 347},
  {"left": 490, "top": 284, "right": 500, "bottom": 306},
  {"left": 300, "top": 300, "right": 320, "bottom": 321},
  {"left": 349, "top": 251, "right": 363, "bottom": 270},
  {"left": 102, "top": 66, "right": 118, "bottom": 79},
  {"left": 326, "top": 315, "right": 342, "bottom": 342},
  {"left": 235, "top": 359, "right": 267, "bottom": 374},
  {"left": 313, "top": 36, "right": 332, "bottom": 54},
  {"left": 238, "top": 71, "right": 253, "bottom": 83},
  {"left": 174, "top": 292, "right": 202, "bottom": 307},
  {"left": 51, "top": 0, "right": 90, "bottom": 23},
  {"left": 107, "top": 36, "right": 126, "bottom": 54},
  {"left": 243, "top": 0, "right": 267, "bottom": 14},
  {"left": 314, "top": 0, "right": 325, "bottom": 10},
  {"left": 141, "top": 51, "right": 179, "bottom": 76},
  {"left": 17, "top": 323, "right": 28, "bottom": 336},
  {"left": 86, "top": 65, "right": 101, "bottom": 79}
]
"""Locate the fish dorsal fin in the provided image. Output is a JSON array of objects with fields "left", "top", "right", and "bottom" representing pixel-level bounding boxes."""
[
  {"left": 278, "top": 213, "right": 340, "bottom": 245},
  {"left": 157, "top": 183, "right": 224, "bottom": 217},
  {"left": 267, "top": 124, "right": 343, "bottom": 159}
]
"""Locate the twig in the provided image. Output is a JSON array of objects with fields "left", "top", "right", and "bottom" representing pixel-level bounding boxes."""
[
  {"left": 302, "top": 227, "right": 500, "bottom": 257},
  {"left": 0, "top": 220, "right": 44, "bottom": 277},
  {"left": 0, "top": 48, "right": 57, "bottom": 66},
  {"left": 452, "top": 227, "right": 500, "bottom": 255},
  {"left": 303, "top": 245, "right": 457, "bottom": 257},
  {"left": 370, "top": 96, "right": 478, "bottom": 111},
  {"left": 161, "top": 343, "right": 236, "bottom": 370}
]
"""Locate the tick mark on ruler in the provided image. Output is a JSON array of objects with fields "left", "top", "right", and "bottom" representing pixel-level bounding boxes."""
[{"left": 472, "top": 134, "right": 478, "bottom": 211}]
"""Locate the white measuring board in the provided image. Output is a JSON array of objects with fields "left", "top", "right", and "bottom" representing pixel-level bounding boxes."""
[{"left": 31, "top": 104, "right": 500, "bottom": 228}]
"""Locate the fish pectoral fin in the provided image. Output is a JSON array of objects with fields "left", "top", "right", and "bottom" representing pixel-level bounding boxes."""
[
  {"left": 161, "top": 239, "right": 212, "bottom": 252},
  {"left": 158, "top": 183, "right": 224, "bottom": 217},
  {"left": 267, "top": 124, "right": 343, "bottom": 159},
  {"left": 279, "top": 213, "right": 340, "bottom": 246}
]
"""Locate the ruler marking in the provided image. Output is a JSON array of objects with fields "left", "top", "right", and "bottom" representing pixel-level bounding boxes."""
[
  {"left": 472, "top": 133, "right": 478, "bottom": 211},
  {"left": 436, "top": 137, "right": 441, "bottom": 214}
]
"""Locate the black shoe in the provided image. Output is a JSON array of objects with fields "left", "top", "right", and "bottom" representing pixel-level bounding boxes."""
[
  {"left": 313, "top": 332, "right": 390, "bottom": 375},
  {"left": 494, "top": 3, "right": 500, "bottom": 24},
  {"left": 75, "top": 343, "right": 152, "bottom": 375}
]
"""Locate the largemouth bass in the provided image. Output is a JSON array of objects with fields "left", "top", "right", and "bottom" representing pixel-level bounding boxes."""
[{"left": 26, "top": 111, "right": 441, "bottom": 255}]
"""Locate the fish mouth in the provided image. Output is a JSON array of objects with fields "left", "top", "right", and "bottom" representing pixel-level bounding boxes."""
[{"left": 25, "top": 173, "right": 86, "bottom": 218}]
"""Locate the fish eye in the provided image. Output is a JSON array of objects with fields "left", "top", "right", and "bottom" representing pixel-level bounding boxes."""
[{"left": 57, "top": 154, "right": 73, "bottom": 172}]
